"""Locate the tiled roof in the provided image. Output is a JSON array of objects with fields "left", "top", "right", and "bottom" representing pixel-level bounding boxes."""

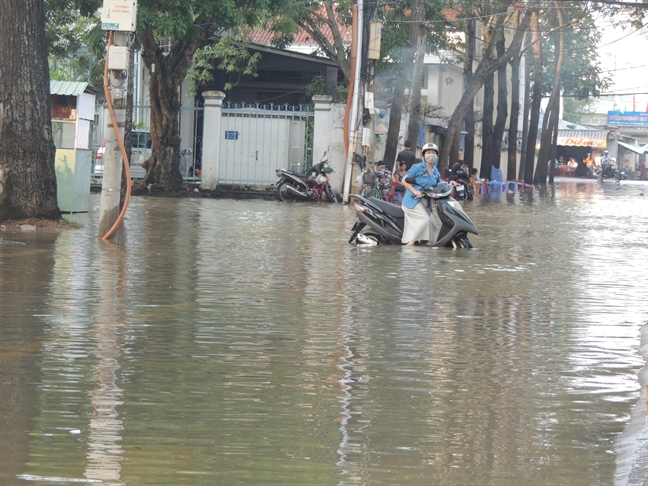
[{"left": 249, "top": 23, "right": 352, "bottom": 46}]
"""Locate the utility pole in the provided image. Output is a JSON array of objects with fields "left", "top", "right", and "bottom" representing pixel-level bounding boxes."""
[
  {"left": 98, "top": 1, "right": 137, "bottom": 239},
  {"left": 98, "top": 32, "right": 128, "bottom": 238},
  {"left": 343, "top": 0, "right": 364, "bottom": 203}
]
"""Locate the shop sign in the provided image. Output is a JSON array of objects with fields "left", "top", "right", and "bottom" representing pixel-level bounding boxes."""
[
  {"left": 607, "top": 111, "right": 648, "bottom": 127},
  {"left": 556, "top": 134, "right": 607, "bottom": 148}
]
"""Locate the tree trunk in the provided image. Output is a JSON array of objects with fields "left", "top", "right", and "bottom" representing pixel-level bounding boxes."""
[
  {"left": 0, "top": 0, "right": 60, "bottom": 221},
  {"left": 122, "top": 43, "right": 135, "bottom": 207},
  {"left": 518, "top": 31, "right": 532, "bottom": 180},
  {"left": 480, "top": 73, "right": 494, "bottom": 178},
  {"left": 524, "top": 11, "right": 542, "bottom": 185},
  {"left": 492, "top": 35, "right": 509, "bottom": 173},
  {"left": 406, "top": 0, "right": 426, "bottom": 145},
  {"left": 449, "top": 129, "right": 460, "bottom": 168},
  {"left": 383, "top": 72, "right": 410, "bottom": 168},
  {"left": 463, "top": 19, "right": 476, "bottom": 169},
  {"left": 507, "top": 47, "right": 522, "bottom": 181},
  {"left": 535, "top": 2, "right": 564, "bottom": 184},
  {"left": 140, "top": 30, "right": 202, "bottom": 192},
  {"left": 439, "top": 10, "right": 530, "bottom": 170}
]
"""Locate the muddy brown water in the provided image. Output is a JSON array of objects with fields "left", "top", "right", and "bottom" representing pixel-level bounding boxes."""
[{"left": 1, "top": 179, "right": 647, "bottom": 485}]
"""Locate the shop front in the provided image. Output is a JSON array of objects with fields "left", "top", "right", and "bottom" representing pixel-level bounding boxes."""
[{"left": 555, "top": 130, "right": 608, "bottom": 176}]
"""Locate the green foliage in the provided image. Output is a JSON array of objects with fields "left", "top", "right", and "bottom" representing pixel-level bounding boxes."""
[
  {"left": 44, "top": 0, "right": 101, "bottom": 57},
  {"left": 563, "top": 97, "right": 597, "bottom": 124},
  {"left": 403, "top": 99, "right": 444, "bottom": 118},
  {"left": 266, "top": 0, "right": 354, "bottom": 80},
  {"left": 187, "top": 36, "right": 261, "bottom": 95},
  {"left": 305, "top": 75, "right": 331, "bottom": 97},
  {"left": 44, "top": 0, "right": 108, "bottom": 86},
  {"left": 536, "top": 3, "right": 611, "bottom": 98},
  {"left": 337, "top": 84, "right": 349, "bottom": 100},
  {"left": 372, "top": 0, "right": 456, "bottom": 103}
]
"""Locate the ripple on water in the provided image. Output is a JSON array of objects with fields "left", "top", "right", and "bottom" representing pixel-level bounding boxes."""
[{"left": 0, "top": 187, "right": 646, "bottom": 485}]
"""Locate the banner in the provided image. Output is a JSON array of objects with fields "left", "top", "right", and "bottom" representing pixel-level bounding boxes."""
[
  {"left": 556, "top": 131, "right": 607, "bottom": 148},
  {"left": 607, "top": 111, "right": 648, "bottom": 127}
]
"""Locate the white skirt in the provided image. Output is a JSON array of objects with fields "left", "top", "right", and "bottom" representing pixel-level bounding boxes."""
[{"left": 402, "top": 201, "right": 437, "bottom": 244}]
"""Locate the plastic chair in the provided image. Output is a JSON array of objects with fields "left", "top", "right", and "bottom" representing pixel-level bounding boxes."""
[
  {"left": 488, "top": 165, "right": 507, "bottom": 192},
  {"left": 490, "top": 165, "right": 504, "bottom": 182}
]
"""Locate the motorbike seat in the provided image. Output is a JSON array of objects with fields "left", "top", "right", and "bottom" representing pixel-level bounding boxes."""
[
  {"left": 368, "top": 197, "right": 404, "bottom": 218},
  {"left": 284, "top": 170, "right": 310, "bottom": 179}
]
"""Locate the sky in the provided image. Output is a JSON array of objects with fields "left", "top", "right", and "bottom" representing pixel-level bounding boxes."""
[{"left": 594, "top": 17, "right": 648, "bottom": 114}]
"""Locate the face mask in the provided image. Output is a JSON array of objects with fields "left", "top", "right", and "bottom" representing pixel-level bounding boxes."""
[{"left": 425, "top": 154, "right": 438, "bottom": 166}]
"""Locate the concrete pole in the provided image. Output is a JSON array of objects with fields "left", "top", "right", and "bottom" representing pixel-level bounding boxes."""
[
  {"left": 312, "top": 95, "right": 332, "bottom": 167},
  {"left": 201, "top": 91, "right": 226, "bottom": 190},
  {"left": 343, "top": 0, "right": 364, "bottom": 203},
  {"left": 98, "top": 32, "right": 128, "bottom": 239}
]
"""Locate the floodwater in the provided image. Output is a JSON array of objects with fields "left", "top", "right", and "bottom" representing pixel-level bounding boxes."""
[{"left": 1, "top": 179, "right": 647, "bottom": 486}]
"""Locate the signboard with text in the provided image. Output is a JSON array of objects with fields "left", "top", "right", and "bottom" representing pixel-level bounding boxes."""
[
  {"left": 100, "top": 0, "right": 138, "bottom": 32},
  {"left": 556, "top": 134, "right": 607, "bottom": 148},
  {"left": 607, "top": 111, "right": 648, "bottom": 127}
]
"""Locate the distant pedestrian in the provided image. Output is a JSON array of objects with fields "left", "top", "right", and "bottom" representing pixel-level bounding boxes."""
[{"left": 396, "top": 140, "right": 417, "bottom": 171}]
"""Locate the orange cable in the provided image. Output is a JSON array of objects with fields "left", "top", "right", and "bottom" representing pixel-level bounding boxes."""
[
  {"left": 102, "top": 31, "right": 132, "bottom": 241},
  {"left": 344, "top": 4, "right": 358, "bottom": 156}
]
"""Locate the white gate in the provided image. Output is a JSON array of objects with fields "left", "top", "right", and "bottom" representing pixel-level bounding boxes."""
[{"left": 218, "top": 102, "right": 314, "bottom": 185}]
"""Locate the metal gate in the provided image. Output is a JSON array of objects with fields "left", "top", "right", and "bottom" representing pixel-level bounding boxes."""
[
  {"left": 218, "top": 102, "right": 314, "bottom": 185},
  {"left": 93, "top": 103, "right": 204, "bottom": 180}
]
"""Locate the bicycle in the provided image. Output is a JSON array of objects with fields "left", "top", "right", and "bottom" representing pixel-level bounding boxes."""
[{"left": 360, "top": 165, "right": 393, "bottom": 200}]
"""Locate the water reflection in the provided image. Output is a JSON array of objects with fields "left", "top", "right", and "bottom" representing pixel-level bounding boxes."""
[
  {"left": 0, "top": 180, "right": 646, "bottom": 485},
  {"left": 85, "top": 243, "right": 126, "bottom": 485}
]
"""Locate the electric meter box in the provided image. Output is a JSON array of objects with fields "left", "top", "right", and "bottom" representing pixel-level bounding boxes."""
[
  {"left": 108, "top": 46, "right": 129, "bottom": 70},
  {"left": 368, "top": 23, "right": 382, "bottom": 60},
  {"left": 101, "top": 0, "right": 138, "bottom": 32}
]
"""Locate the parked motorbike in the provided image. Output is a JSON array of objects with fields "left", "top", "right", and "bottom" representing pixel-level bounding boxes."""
[
  {"left": 595, "top": 161, "right": 626, "bottom": 183},
  {"left": 275, "top": 152, "right": 337, "bottom": 203},
  {"left": 348, "top": 182, "right": 478, "bottom": 248},
  {"left": 448, "top": 169, "right": 473, "bottom": 201}
]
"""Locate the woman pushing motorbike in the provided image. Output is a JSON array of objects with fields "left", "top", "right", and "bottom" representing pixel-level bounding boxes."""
[{"left": 399, "top": 142, "right": 442, "bottom": 246}]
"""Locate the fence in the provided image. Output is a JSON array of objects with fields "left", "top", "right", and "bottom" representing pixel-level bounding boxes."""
[
  {"left": 216, "top": 101, "right": 314, "bottom": 185},
  {"left": 93, "top": 103, "right": 204, "bottom": 180}
]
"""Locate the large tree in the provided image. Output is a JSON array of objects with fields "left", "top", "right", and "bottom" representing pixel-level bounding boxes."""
[
  {"left": 136, "top": 0, "right": 275, "bottom": 191},
  {"left": 270, "top": 0, "right": 352, "bottom": 82},
  {"left": 0, "top": 0, "right": 61, "bottom": 221},
  {"left": 379, "top": 0, "right": 452, "bottom": 167},
  {"left": 439, "top": 3, "right": 531, "bottom": 171}
]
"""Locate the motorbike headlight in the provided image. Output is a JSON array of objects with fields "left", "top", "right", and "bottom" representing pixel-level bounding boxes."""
[{"left": 275, "top": 170, "right": 283, "bottom": 178}]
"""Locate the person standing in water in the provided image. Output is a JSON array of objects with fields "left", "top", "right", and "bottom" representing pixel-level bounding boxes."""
[{"left": 399, "top": 142, "right": 442, "bottom": 246}]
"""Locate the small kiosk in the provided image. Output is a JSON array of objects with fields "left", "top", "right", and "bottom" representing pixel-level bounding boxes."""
[{"left": 50, "top": 81, "right": 97, "bottom": 213}]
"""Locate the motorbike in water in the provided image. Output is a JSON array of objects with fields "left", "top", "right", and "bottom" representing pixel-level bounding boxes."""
[
  {"left": 595, "top": 161, "right": 626, "bottom": 183},
  {"left": 448, "top": 170, "right": 473, "bottom": 201},
  {"left": 349, "top": 182, "right": 478, "bottom": 248},
  {"left": 275, "top": 152, "right": 337, "bottom": 203}
]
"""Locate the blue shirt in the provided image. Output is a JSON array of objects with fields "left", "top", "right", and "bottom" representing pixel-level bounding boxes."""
[{"left": 402, "top": 162, "right": 441, "bottom": 209}]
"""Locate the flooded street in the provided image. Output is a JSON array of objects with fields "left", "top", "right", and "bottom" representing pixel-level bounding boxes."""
[{"left": 1, "top": 179, "right": 647, "bottom": 485}]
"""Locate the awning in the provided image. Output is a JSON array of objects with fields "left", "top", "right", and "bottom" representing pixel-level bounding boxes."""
[
  {"left": 617, "top": 140, "right": 648, "bottom": 154},
  {"left": 50, "top": 80, "right": 97, "bottom": 96},
  {"left": 556, "top": 130, "right": 608, "bottom": 148}
]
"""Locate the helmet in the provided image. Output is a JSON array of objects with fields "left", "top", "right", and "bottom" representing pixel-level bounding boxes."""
[
  {"left": 430, "top": 182, "right": 453, "bottom": 199},
  {"left": 421, "top": 142, "right": 439, "bottom": 156},
  {"left": 603, "top": 150, "right": 608, "bottom": 154}
]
